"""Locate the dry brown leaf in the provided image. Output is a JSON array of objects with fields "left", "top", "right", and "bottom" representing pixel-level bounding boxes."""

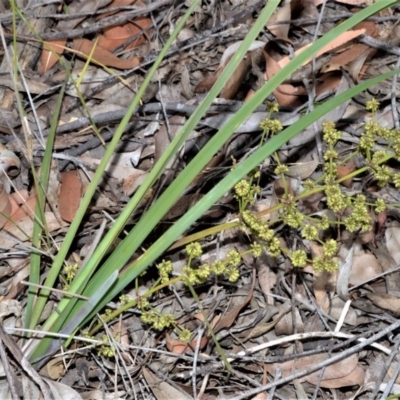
[
  {"left": 258, "top": 262, "right": 277, "bottom": 305},
  {"left": 122, "top": 171, "right": 149, "bottom": 196},
  {"left": 264, "top": 44, "right": 306, "bottom": 107},
  {"left": 194, "top": 41, "right": 265, "bottom": 97},
  {"left": 142, "top": 368, "right": 192, "bottom": 400},
  {"left": 4, "top": 195, "right": 36, "bottom": 231},
  {"left": 165, "top": 333, "right": 190, "bottom": 354},
  {"left": 275, "top": 307, "right": 304, "bottom": 335},
  {"left": 273, "top": 177, "right": 294, "bottom": 200},
  {"left": 98, "top": 19, "right": 152, "bottom": 51},
  {"left": 164, "top": 194, "right": 203, "bottom": 220},
  {"left": 349, "top": 253, "right": 382, "bottom": 286},
  {"left": 58, "top": 170, "right": 82, "bottom": 223},
  {"left": 39, "top": 0, "right": 111, "bottom": 74},
  {"left": 278, "top": 29, "right": 366, "bottom": 69},
  {"left": 286, "top": 159, "right": 319, "bottom": 179},
  {"left": 39, "top": 40, "right": 67, "bottom": 75},
  {"left": 366, "top": 293, "right": 400, "bottom": 316},
  {"left": 213, "top": 275, "right": 255, "bottom": 333},
  {"left": 267, "top": 0, "right": 291, "bottom": 40},
  {"left": 72, "top": 38, "right": 141, "bottom": 70},
  {"left": 265, "top": 353, "right": 363, "bottom": 388},
  {"left": 42, "top": 356, "right": 65, "bottom": 380},
  {"left": 321, "top": 21, "right": 377, "bottom": 80}
]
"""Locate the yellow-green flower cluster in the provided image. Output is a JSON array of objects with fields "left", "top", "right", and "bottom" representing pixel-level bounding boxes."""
[
  {"left": 343, "top": 194, "right": 371, "bottom": 232},
  {"left": 266, "top": 103, "right": 279, "bottom": 113},
  {"left": 179, "top": 328, "right": 192, "bottom": 342},
  {"left": 157, "top": 259, "right": 173, "bottom": 284},
  {"left": 119, "top": 294, "right": 133, "bottom": 306},
  {"left": 141, "top": 310, "right": 175, "bottom": 330},
  {"left": 136, "top": 296, "right": 149, "bottom": 311},
  {"left": 234, "top": 179, "right": 261, "bottom": 208},
  {"left": 281, "top": 206, "right": 304, "bottom": 228},
  {"left": 317, "top": 215, "right": 330, "bottom": 230},
  {"left": 366, "top": 98, "right": 380, "bottom": 113},
  {"left": 322, "top": 121, "right": 341, "bottom": 145},
  {"left": 313, "top": 256, "right": 338, "bottom": 273},
  {"left": 323, "top": 149, "right": 338, "bottom": 161},
  {"left": 301, "top": 225, "right": 318, "bottom": 240},
  {"left": 97, "top": 335, "right": 115, "bottom": 358},
  {"left": 393, "top": 173, "right": 400, "bottom": 188},
  {"left": 375, "top": 198, "right": 386, "bottom": 213},
  {"left": 325, "top": 184, "right": 348, "bottom": 212},
  {"left": 303, "top": 179, "right": 316, "bottom": 191},
  {"left": 274, "top": 164, "right": 289, "bottom": 175},
  {"left": 260, "top": 118, "right": 283, "bottom": 134},
  {"left": 291, "top": 249, "right": 308, "bottom": 267},
  {"left": 373, "top": 164, "right": 391, "bottom": 187},
  {"left": 186, "top": 242, "right": 203, "bottom": 258},
  {"left": 394, "top": 134, "right": 400, "bottom": 160},
  {"left": 241, "top": 210, "right": 282, "bottom": 257},
  {"left": 323, "top": 239, "right": 338, "bottom": 257},
  {"left": 250, "top": 242, "right": 262, "bottom": 257},
  {"left": 308, "top": 240, "right": 339, "bottom": 272},
  {"left": 63, "top": 263, "right": 78, "bottom": 282}
]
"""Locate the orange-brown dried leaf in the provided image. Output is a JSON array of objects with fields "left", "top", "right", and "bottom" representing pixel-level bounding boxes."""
[
  {"left": 72, "top": 38, "right": 141, "bottom": 69},
  {"left": 39, "top": 40, "right": 67, "bottom": 75},
  {"left": 278, "top": 29, "right": 366, "bottom": 69},
  {"left": 58, "top": 170, "right": 82, "bottom": 223},
  {"left": 4, "top": 195, "right": 36, "bottom": 230},
  {"left": 165, "top": 332, "right": 190, "bottom": 354},
  {"left": 98, "top": 19, "right": 152, "bottom": 51},
  {"left": 264, "top": 46, "right": 305, "bottom": 107}
]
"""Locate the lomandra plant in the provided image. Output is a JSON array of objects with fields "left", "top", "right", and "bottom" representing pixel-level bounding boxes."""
[{"left": 19, "top": 0, "right": 400, "bottom": 365}]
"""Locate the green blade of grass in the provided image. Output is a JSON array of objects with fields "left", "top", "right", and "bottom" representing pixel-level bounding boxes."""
[{"left": 25, "top": 78, "right": 68, "bottom": 334}]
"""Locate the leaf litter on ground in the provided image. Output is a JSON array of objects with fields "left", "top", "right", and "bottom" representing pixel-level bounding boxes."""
[{"left": 0, "top": 0, "right": 400, "bottom": 399}]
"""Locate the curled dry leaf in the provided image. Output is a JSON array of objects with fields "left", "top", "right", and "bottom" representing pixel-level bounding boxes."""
[
  {"left": 264, "top": 44, "right": 306, "bottom": 107},
  {"left": 349, "top": 252, "right": 382, "bottom": 286},
  {"left": 366, "top": 293, "right": 400, "bottom": 316},
  {"left": 98, "top": 19, "right": 153, "bottom": 51},
  {"left": 142, "top": 368, "right": 192, "bottom": 400},
  {"left": 39, "top": 40, "right": 67, "bottom": 75},
  {"left": 286, "top": 158, "right": 319, "bottom": 179},
  {"left": 194, "top": 41, "right": 265, "bottom": 97},
  {"left": 278, "top": 29, "right": 366, "bottom": 69},
  {"left": 72, "top": 38, "right": 141, "bottom": 70},
  {"left": 58, "top": 170, "right": 82, "bottom": 223},
  {"left": 39, "top": 0, "right": 111, "bottom": 74},
  {"left": 265, "top": 353, "right": 364, "bottom": 388},
  {"left": 4, "top": 194, "right": 37, "bottom": 231}
]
